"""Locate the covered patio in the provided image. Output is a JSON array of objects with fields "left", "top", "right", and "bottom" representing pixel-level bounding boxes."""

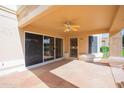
[
  {"left": 18, "top": 5, "right": 124, "bottom": 59},
  {"left": 0, "top": 5, "right": 124, "bottom": 88}
]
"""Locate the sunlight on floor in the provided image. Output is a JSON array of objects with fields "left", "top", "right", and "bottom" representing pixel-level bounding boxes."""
[{"left": 51, "top": 60, "right": 116, "bottom": 88}]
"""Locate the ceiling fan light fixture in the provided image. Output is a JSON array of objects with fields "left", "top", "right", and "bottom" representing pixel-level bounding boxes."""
[
  {"left": 65, "top": 28, "right": 71, "bottom": 32},
  {"left": 63, "top": 21, "right": 80, "bottom": 32}
]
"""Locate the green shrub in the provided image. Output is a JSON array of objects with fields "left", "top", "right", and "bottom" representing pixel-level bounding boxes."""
[
  {"left": 121, "top": 48, "right": 124, "bottom": 57},
  {"left": 100, "top": 46, "right": 109, "bottom": 58}
]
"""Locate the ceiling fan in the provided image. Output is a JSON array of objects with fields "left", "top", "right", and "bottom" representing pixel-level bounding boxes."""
[{"left": 63, "top": 22, "right": 80, "bottom": 32}]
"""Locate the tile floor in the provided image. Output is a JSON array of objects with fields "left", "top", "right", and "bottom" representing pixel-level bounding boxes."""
[
  {"left": 0, "top": 59, "right": 77, "bottom": 88},
  {"left": 0, "top": 59, "right": 123, "bottom": 88}
]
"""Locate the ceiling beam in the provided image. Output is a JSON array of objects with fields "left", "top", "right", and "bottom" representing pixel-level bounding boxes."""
[
  {"left": 18, "top": 5, "right": 52, "bottom": 28},
  {"left": 109, "top": 5, "right": 124, "bottom": 34}
]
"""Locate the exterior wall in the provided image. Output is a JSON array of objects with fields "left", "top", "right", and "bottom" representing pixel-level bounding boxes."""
[
  {"left": 18, "top": 28, "right": 25, "bottom": 56},
  {"left": 110, "top": 31, "right": 122, "bottom": 57},
  {"left": 0, "top": 7, "right": 25, "bottom": 69}
]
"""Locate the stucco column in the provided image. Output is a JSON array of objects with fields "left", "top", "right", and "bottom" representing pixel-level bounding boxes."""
[
  {"left": 109, "top": 31, "right": 122, "bottom": 57},
  {"left": 18, "top": 28, "right": 25, "bottom": 56}
]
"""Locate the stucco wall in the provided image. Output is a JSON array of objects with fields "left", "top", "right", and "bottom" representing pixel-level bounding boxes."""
[
  {"left": 0, "top": 9, "right": 24, "bottom": 68},
  {"left": 110, "top": 31, "right": 122, "bottom": 57}
]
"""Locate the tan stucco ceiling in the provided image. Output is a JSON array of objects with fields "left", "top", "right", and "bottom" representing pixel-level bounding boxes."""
[
  {"left": 24, "top": 5, "right": 120, "bottom": 34},
  {"left": 109, "top": 6, "right": 124, "bottom": 34}
]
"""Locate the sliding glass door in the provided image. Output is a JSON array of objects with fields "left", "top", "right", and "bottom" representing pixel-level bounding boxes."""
[
  {"left": 25, "top": 33, "right": 43, "bottom": 66},
  {"left": 25, "top": 33, "right": 63, "bottom": 67},
  {"left": 56, "top": 38, "right": 63, "bottom": 58},
  {"left": 44, "top": 36, "right": 54, "bottom": 61}
]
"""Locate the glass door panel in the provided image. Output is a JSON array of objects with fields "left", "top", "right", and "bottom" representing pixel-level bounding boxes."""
[
  {"left": 44, "top": 36, "right": 54, "bottom": 61},
  {"left": 70, "top": 38, "right": 78, "bottom": 57},
  {"left": 25, "top": 33, "right": 43, "bottom": 67},
  {"left": 56, "top": 38, "right": 63, "bottom": 58}
]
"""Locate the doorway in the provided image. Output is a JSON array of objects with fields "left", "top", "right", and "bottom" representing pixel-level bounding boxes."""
[
  {"left": 56, "top": 38, "right": 63, "bottom": 58},
  {"left": 70, "top": 38, "right": 78, "bottom": 58},
  {"left": 88, "top": 36, "right": 98, "bottom": 53}
]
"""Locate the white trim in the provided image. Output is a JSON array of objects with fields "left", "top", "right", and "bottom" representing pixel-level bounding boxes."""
[
  {"left": 0, "top": 5, "right": 16, "bottom": 15},
  {"left": 16, "top": 6, "right": 26, "bottom": 14},
  {"left": 54, "top": 37, "right": 56, "bottom": 59},
  {"left": 43, "top": 35, "right": 44, "bottom": 62},
  {"left": 24, "top": 30, "right": 26, "bottom": 67},
  {"left": 27, "top": 57, "right": 64, "bottom": 69},
  {"left": 63, "top": 37, "right": 65, "bottom": 57},
  {"left": 25, "top": 30, "right": 64, "bottom": 39}
]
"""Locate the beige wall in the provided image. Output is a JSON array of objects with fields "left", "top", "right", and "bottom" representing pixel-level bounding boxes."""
[
  {"left": 0, "top": 8, "right": 24, "bottom": 67},
  {"left": 18, "top": 28, "right": 25, "bottom": 56},
  {"left": 110, "top": 31, "right": 122, "bottom": 57},
  {"left": 78, "top": 36, "right": 89, "bottom": 55}
]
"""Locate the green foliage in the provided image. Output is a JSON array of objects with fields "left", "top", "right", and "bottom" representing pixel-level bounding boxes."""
[
  {"left": 121, "top": 48, "right": 124, "bottom": 57},
  {"left": 100, "top": 46, "right": 109, "bottom": 58},
  {"left": 100, "top": 46, "right": 109, "bottom": 53}
]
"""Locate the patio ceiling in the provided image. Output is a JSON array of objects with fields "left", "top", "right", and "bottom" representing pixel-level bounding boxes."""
[{"left": 20, "top": 5, "right": 124, "bottom": 34}]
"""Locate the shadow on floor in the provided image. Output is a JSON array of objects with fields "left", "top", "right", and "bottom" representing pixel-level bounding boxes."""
[
  {"left": 89, "top": 62, "right": 110, "bottom": 67},
  {"left": 29, "top": 59, "right": 78, "bottom": 88}
]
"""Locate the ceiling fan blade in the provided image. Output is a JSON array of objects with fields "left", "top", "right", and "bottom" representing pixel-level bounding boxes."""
[
  {"left": 64, "top": 24, "right": 69, "bottom": 28},
  {"left": 71, "top": 27, "right": 78, "bottom": 31},
  {"left": 64, "top": 29, "right": 67, "bottom": 32},
  {"left": 71, "top": 25, "right": 80, "bottom": 28}
]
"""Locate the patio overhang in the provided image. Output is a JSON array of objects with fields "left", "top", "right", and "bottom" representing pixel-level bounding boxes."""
[
  {"left": 18, "top": 5, "right": 119, "bottom": 35},
  {"left": 17, "top": 5, "right": 124, "bottom": 57}
]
